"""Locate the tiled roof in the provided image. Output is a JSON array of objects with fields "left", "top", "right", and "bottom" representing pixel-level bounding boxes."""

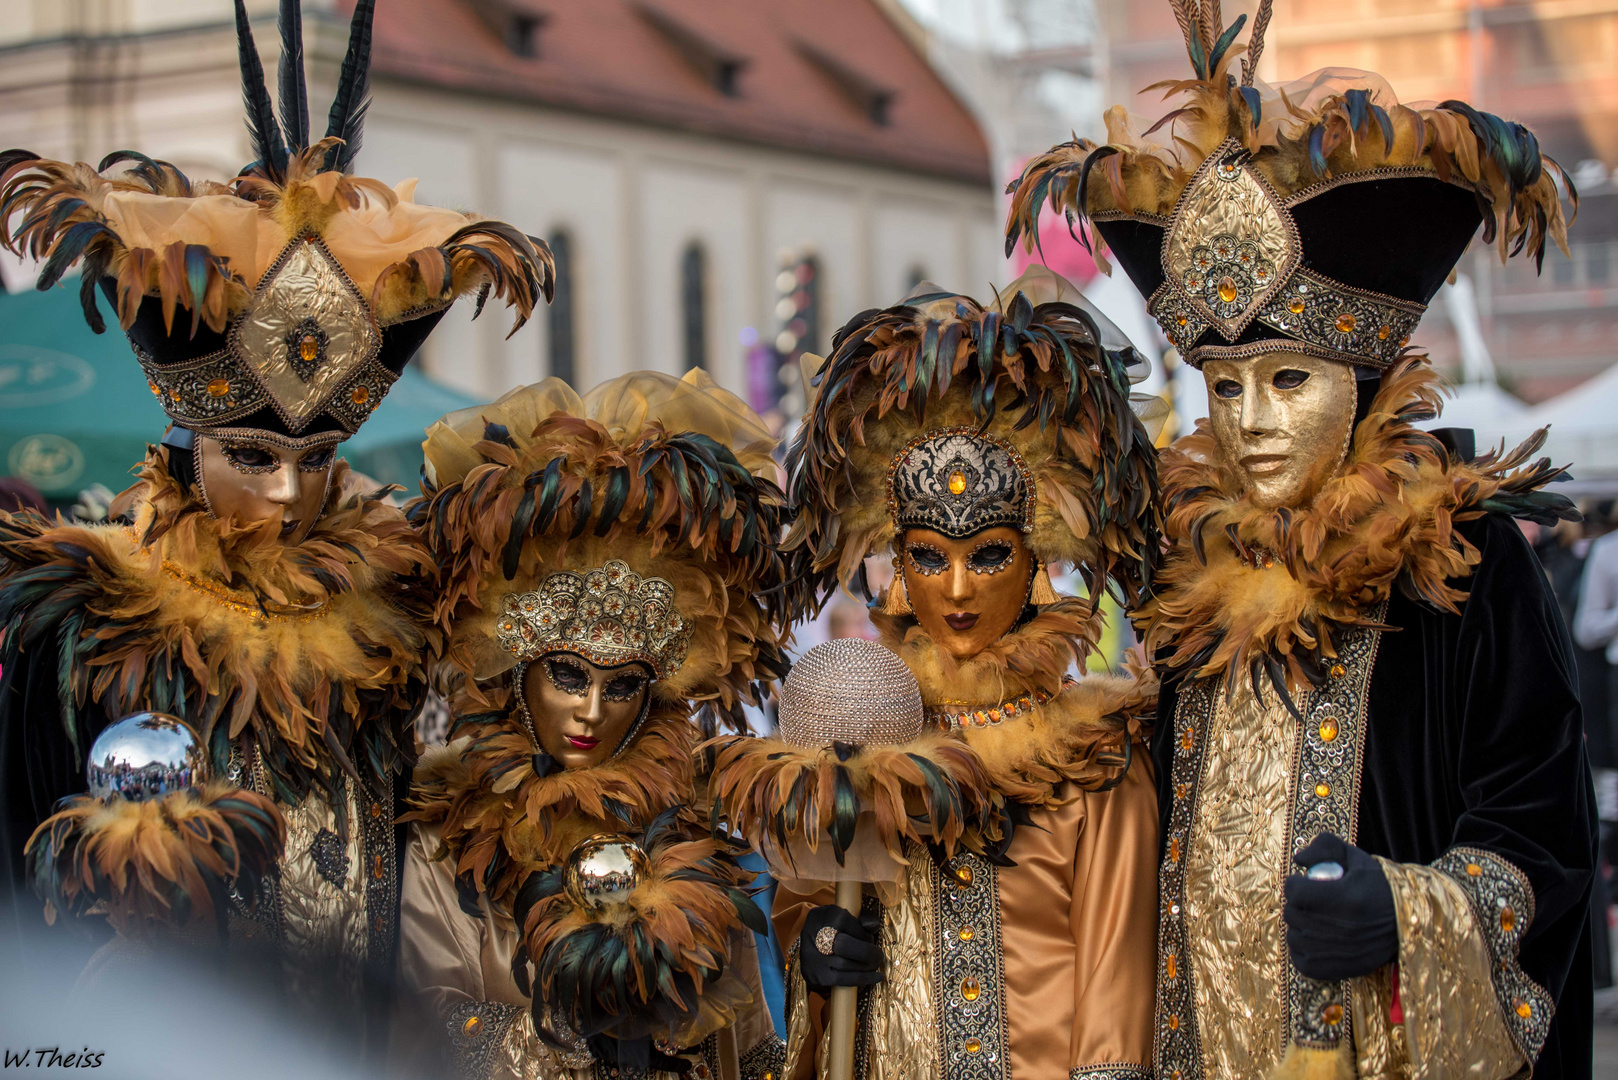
[{"left": 363, "top": 0, "right": 991, "bottom": 184}]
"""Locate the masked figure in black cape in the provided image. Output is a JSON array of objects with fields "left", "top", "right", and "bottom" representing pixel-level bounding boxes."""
[
  {"left": 1009, "top": 2, "right": 1593, "bottom": 1077},
  {"left": 0, "top": 0, "right": 549, "bottom": 1056}
]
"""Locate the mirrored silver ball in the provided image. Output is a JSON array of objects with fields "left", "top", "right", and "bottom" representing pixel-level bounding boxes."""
[
  {"left": 86, "top": 713, "right": 207, "bottom": 801},
  {"left": 562, "top": 835, "right": 649, "bottom": 910}
]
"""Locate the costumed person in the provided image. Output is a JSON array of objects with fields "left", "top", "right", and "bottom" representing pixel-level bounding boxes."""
[
  {"left": 774, "top": 268, "right": 1163, "bottom": 1080},
  {"left": 397, "top": 371, "right": 791, "bottom": 1080},
  {"left": 0, "top": 0, "right": 550, "bottom": 1053},
  {"left": 1006, "top": 2, "right": 1595, "bottom": 1076}
]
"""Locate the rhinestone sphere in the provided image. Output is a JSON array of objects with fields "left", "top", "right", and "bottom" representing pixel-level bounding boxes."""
[
  {"left": 563, "top": 834, "right": 649, "bottom": 910},
  {"left": 777, "top": 638, "right": 923, "bottom": 748},
  {"left": 86, "top": 712, "right": 207, "bottom": 801}
]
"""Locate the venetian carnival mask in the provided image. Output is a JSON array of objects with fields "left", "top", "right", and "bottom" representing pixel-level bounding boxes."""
[
  {"left": 496, "top": 560, "right": 690, "bottom": 769},
  {"left": 196, "top": 434, "right": 335, "bottom": 544},
  {"left": 888, "top": 429, "right": 1039, "bottom": 660},
  {"left": 1203, "top": 351, "right": 1358, "bottom": 510}
]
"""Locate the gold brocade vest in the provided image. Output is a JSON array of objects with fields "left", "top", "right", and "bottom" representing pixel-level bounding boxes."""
[{"left": 1154, "top": 610, "right": 1385, "bottom": 1079}]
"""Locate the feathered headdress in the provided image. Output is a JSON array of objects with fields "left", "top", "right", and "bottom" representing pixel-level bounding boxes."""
[
  {"left": 0, "top": 0, "right": 552, "bottom": 448},
  {"left": 784, "top": 268, "right": 1160, "bottom": 657},
  {"left": 411, "top": 370, "right": 792, "bottom": 728},
  {"left": 1005, "top": 0, "right": 1575, "bottom": 370}
]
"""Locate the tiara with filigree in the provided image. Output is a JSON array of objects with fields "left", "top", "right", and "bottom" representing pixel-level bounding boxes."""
[
  {"left": 886, "top": 428, "right": 1035, "bottom": 539},
  {"left": 494, "top": 560, "right": 690, "bottom": 680}
]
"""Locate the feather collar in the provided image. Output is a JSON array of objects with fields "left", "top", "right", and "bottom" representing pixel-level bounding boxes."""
[
  {"left": 1138, "top": 358, "right": 1573, "bottom": 695},
  {"left": 876, "top": 604, "right": 1156, "bottom": 805},
  {"left": 404, "top": 695, "right": 697, "bottom": 915},
  {"left": 0, "top": 449, "right": 431, "bottom": 807}
]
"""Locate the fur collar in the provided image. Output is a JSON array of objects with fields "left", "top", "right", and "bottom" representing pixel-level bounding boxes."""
[
  {"left": 404, "top": 695, "right": 697, "bottom": 915},
  {"left": 0, "top": 449, "right": 432, "bottom": 806},
  {"left": 1139, "top": 359, "right": 1573, "bottom": 694},
  {"left": 876, "top": 604, "right": 1156, "bottom": 805}
]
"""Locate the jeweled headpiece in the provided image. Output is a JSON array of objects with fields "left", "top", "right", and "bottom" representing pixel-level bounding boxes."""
[
  {"left": 887, "top": 429, "right": 1034, "bottom": 539},
  {"left": 0, "top": 0, "right": 551, "bottom": 448},
  {"left": 495, "top": 560, "right": 690, "bottom": 681},
  {"left": 1005, "top": 0, "right": 1573, "bottom": 370}
]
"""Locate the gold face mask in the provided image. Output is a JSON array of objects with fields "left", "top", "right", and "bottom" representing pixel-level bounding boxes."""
[
  {"left": 900, "top": 525, "right": 1034, "bottom": 661},
  {"left": 1203, "top": 351, "right": 1358, "bottom": 510},
  {"left": 196, "top": 435, "right": 336, "bottom": 544},
  {"left": 522, "top": 654, "right": 653, "bottom": 771}
]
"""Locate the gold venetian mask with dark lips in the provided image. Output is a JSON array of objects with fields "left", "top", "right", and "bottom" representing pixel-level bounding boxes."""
[
  {"left": 1203, "top": 351, "right": 1358, "bottom": 510},
  {"left": 522, "top": 654, "right": 653, "bottom": 771},
  {"left": 196, "top": 435, "right": 336, "bottom": 544},
  {"left": 901, "top": 525, "right": 1034, "bottom": 660}
]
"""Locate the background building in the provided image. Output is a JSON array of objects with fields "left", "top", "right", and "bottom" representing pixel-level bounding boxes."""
[{"left": 0, "top": 0, "right": 999, "bottom": 422}]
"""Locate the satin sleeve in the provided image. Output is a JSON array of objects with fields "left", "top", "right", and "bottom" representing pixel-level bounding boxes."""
[
  {"left": 1066, "top": 760, "right": 1159, "bottom": 1078},
  {"left": 772, "top": 880, "right": 833, "bottom": 1080}
]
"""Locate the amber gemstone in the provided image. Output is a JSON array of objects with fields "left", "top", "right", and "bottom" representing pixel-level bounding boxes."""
[
  {"left": 1329, "top": 663, "right": 1346, "bottom": 679},
  {"left": 169, "top": 388, "right": 183, "bottom": 401},
  {"left": 1323, "top": 1003, "right": 1344, "bottom": 1026},
  {"left": 961, "top": 977, "right": 981, "bottom": 1001},
  {"left": 352, "top": 385, "right": 371, "bottom": 405},
  {"left": 300, "top": 334, "right": 319, "bottom": 363},
  {"left": 371, "top": 802, "right": 383, "bottom": 819},
  {"left": 148, "top": 381, "right": 161, "bottom": 396},
  {"left": 1169, "top": 836, "right": 1181, "bottom": 863},
  {"left": 372, "top": 854, "right": 384, "bottom": 880},
  {"left": 207, "top": 378, "right": 231, "bottom": 397},
  {"left": 1217, "top": 277, "right": 1238, "bottom": 304},
  {"left": 956, "top": 865, "right": 974, "bottom": 886},
  {"left": 958, "top": 926, "right": 975, "bottom": 942},
  {"left": 1334, "top": 313, "right": 1357, "bottom": 333},
  {"left": 974, "top": 710, "right": 988, "bottom": 726},
  {"left": 965, "top": 1039, "right": 982, "bottom": 1054},
  {"left": 1516, "top": 1000, "right": 1533, "bottom": 1019},
  {"left": 1501, "top": 905, "right": 1516, "bottom": 933},
  {"left": 1288, "top": 298, "right": 1306, "bottom": 314},
  {"left": 1466, "top": 862, "right": 1483, "bottom": 877},
  {"left": 1318, "top": 718, "right": 1339, "bottom": 743},
  {"left": 1168, "top": 1014, "right": 1181, "bottom": 1031},
  {"left": 987, "top": 709, "right": 1001, "bottom": 723},
  {"left": 1181, "top": 727, "right": 1194, "bottom": 751},
  {"left": 1165, "top": 952, "right": 1178, "bottom": 980},
  {"left": 1177, "top": 315, "right": 1188, "bottom": 326},
  {"left": 1315, "top": 782, "right": 1331, "bottom": 798},
  {"left": 1376, "top": 325, "right": 1392, "bottom": 341},
  {"left": 463, "top": 1015, "right": 482, "bottom": 1037},
  {"left": 948, "top": 470, "right": 967, "bottom": 495}
]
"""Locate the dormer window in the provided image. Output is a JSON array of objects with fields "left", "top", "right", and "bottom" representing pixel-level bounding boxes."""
[
  {"left": 636, "top": 2, "right": 748, "bottom": 98},
  {"left": 473, "top": 0, "right": 548, "bottom": 59},
  {"left": 796, "top": 40, "right": 895, "bottom": 125}
]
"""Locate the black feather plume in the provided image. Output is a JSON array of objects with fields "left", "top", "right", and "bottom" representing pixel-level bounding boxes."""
[
  {"left": 233, "top": 0, "right": 288, "bottom": 181},
  {"left": 323, "top": 0, "right": 376, "bottom": 173},
  {"left": 278, "top": 0, "right": 310, "bottom": 152}
]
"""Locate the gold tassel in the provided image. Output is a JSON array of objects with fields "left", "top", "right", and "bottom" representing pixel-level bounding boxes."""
[
  {"left": 1029, "top": 564, "right": 1060, "bottom": 606},
  {"left": 881, "top": 556, "right": 912, "bottom": 615}
]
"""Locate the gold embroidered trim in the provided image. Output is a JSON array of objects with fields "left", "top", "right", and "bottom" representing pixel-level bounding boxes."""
[
  {"left": 931, "top": 851, "right": 1009, "bottom": 1080},
  {"left": 158, "top": 560, "right": 329, "bottom": 621}
]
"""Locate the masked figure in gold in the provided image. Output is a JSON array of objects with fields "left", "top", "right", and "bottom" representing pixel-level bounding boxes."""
[
  {"left": 397, "top": 372, "right": 791, "bottom": 1080},
  {"left": 1009, "top": 2, "right": 1594, "bottom": 1076},
  {"left": 775, "top": 269, "right": 1163, "bottom": 1080},
  {"left": 0, "top": 0, "right": 549, "bottom": 1056}
]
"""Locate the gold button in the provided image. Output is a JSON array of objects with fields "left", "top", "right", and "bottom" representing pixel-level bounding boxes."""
[
  {"left": 1323, "top": 1003, "right": 1344, "bottom": 1025},
  {"left": 1315, "top": 782, "right": 1331, "bottom": 798},
  {"left": 300, "top": 334, "right": 319, "bottom": 363},
  {"left": 958, "top": 926, "right": 974, "bottom": 942},
  {"left": 206, "top": 377, "right": 231, "bottom": 397},
  {"left": 1318, "top": 718, "right": 1339, "bottom": 743},
  {"left": 463, "top": 1015, "right": 482, "bottom": 1037},
  {"left": 1334, "top": 312, "right": 1357, "bottom": 333},
  {"left": 960, "top": 977, "right": 980, "bottom": 1001},
  {"left": 947, "top": 470, "right": 967, "bottom": 495},
  {"left": 352, "top": 385, "right": 370, "bottom": 405}
]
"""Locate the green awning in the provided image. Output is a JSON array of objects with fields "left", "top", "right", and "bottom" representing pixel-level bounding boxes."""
[{"left": 0, "top": 285, "right": 478, "bottom": 498}]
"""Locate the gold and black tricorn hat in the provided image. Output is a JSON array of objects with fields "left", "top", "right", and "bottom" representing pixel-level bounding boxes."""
[
  {"left": 784, "top": 267, "right": 1161, "bottom": 623},
  {"left": 411, "top": 370, "right": 793, "bottom": 730},
  {"left": 1004, "top": 0, "right": 1575, "bottom": 371},
  {"left": 0, "top": 0, "right": 553, "bottom": 449}
]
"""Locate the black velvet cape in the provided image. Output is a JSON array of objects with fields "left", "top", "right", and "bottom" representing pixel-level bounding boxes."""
[{"left": 1153, "top": 513, "right": 1597, "bottom": 1078}]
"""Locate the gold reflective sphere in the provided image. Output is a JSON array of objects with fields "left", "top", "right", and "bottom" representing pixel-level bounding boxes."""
[{"left": 563, "top": 835, "right": 649, "bottom": 910}]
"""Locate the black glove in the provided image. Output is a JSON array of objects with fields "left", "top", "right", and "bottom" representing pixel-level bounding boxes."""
[
  {"left": 798, "top": 904, "right": 883, "bottom": 994},
  {"left": 1282, "top": 833, "right": 1399, "bottom": 981},
  {"left": 585, "top": 1033, "right": 692, "bottom": 1075}
]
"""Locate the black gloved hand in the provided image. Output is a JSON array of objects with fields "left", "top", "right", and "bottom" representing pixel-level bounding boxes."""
[
  {"left": 585, "top": 1033, "right": 692, "bottom": 1075},
  {"left": 798, "top": 904, "right": 883, "bottom": 994},
  {"left": 1282, "top": 833, "right": 1399, "bottom": 981}
]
